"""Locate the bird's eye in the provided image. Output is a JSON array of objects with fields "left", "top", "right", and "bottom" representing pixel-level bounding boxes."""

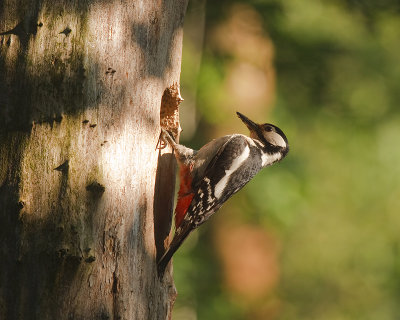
[{"left": 265, "top": 126, "right": 273, "bottom": 132}]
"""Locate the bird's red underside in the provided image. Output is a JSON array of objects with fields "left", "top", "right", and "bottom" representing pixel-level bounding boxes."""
[
  {"left": 175, "top": 165, "right": 194, "bottom": 228},
  {"left": 175, "top": 194, "right": 194, "bottom": 228}
]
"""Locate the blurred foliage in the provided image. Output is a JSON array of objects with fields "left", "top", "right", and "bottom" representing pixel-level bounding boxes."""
[{"left": 174, "top": 0, "right": 400, "bottom": 319}]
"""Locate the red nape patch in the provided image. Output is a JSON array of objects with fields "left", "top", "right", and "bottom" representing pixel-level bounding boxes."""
[{"left": 175, "top": 193, "right": 194, "bottom": 228}]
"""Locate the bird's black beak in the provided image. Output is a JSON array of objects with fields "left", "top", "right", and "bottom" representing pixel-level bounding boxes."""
[{"left": 236, "top": 112, "right": 260, "bottom": 133}]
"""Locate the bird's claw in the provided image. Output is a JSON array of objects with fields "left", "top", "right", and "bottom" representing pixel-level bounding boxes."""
[
  {"left": 156, "top": 140, "right": 167, "bottom": 150},
  {"left": 157, "top": 128, "right": 175, "bottom": 150},
  {"left": 156, "top": 131, "right": 167, "bottom": 150}
]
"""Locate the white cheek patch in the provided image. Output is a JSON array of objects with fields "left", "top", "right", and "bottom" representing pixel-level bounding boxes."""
[
  {"left": 264, "top": 131, "right": 286, "bottom": 148},
  {"left": 214, "top": 145, "right": 250, "bottom": 198},
  {"left": 262, "top": 152, "right": 282, "bottom": 167}
]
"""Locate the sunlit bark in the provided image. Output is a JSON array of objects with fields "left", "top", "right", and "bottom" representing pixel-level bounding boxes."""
[{"left": 0, "top": 1, "right": 187, "bottom": 319}]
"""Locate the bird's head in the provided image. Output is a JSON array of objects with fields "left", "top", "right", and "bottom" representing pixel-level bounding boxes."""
[{"left": 237, "top": 112, "right": 289, "bottom": 158}]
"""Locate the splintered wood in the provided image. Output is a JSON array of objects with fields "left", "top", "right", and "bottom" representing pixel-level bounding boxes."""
[{"left": 160, "top": 83, "right": 183, "bottom": 140}]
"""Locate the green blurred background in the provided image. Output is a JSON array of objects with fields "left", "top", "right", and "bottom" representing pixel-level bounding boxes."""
[{"left": 173, "top": 0, "right": 400, "bottom": 319}]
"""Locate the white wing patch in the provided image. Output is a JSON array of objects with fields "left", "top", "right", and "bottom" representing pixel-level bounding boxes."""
[
  {"left": 214, "top": 145, "right": 250, "bottom": 198},
  {"left": 204, "top": 177, "right": 214, "bottom": 203}
]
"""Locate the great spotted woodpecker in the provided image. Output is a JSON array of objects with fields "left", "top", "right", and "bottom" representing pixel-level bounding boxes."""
[{"left": 157, "top": 112, "right": 289, "bottom": 277}]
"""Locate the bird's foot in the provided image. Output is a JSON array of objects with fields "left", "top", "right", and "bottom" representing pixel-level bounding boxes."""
[{"left": 158, "top": 128, "right": 177, "bottom": 149}]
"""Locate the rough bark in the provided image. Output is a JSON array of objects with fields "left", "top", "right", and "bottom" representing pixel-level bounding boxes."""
[{"left": 0, "top": 0, "right": 187, "bottom": 319}]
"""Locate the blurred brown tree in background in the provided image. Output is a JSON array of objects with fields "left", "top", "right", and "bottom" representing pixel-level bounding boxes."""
[{"left": 174, "top": 0, "right": 400, "bottom": 319}]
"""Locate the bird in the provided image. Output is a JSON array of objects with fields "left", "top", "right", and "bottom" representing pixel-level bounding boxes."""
[{"left": 157, "top": 112, "right": 289, "bottom": 277}]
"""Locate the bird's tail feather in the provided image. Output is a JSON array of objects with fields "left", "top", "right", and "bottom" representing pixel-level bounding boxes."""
[{"left": 157, "top": 224, "right": 192, "bottom": 278}]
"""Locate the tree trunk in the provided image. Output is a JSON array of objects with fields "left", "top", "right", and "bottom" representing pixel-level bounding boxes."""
[{"left": 0, "top": 1, "right": 187, "bottom": 319}]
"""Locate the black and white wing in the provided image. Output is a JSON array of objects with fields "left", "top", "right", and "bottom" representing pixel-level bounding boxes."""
[
  {"left": 187, "top": 135, "right": 262, "bottom": 227},
  {"left": 157, "top": 135, "right": 262, "bottom": 277}
]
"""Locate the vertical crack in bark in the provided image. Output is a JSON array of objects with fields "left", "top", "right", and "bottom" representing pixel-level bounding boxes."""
[
  {"left": 112, "top": 268, "right": 119, "bottom": 320},
  {"left": 152, "top": 83, "right": 183, "bottom": 317},
  {"left": 110, "top": 231, "right": 120, "bottom": 320},
  {"left": 154, "top": 83, "right": 184, "bottom": 261}
]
